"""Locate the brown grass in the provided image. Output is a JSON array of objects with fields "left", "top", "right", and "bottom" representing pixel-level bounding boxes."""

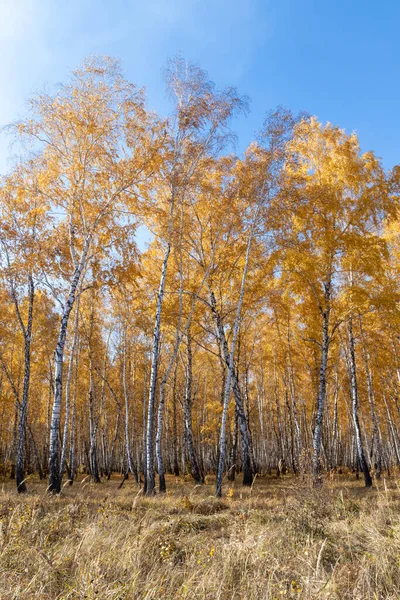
[{"left": 1, "top": 473, "right": 400, "bottom": 599}]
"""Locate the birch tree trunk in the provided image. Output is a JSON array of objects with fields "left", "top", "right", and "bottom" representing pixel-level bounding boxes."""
[
  {"left": 358, "top": 315, "right": 382, "bottom": 477},
  {"left": 312, "top": 293, "right": 330, "bottom": 486},
  {"left": 211, "top": 295, "right": 254, "bottom": 494},
  {"left": 154, "top": 233, "right": 212, "bottom": 493},
  {"left": 146, "top": 242, "right": 170, "bottom": 495},
  {"left": 142, "top": 374, "right": 147, "bottom": 489},
  {"left": 227, "top": 406, "right": 239, "bottom": 481},
  {"left": 68, "top": 336, "right": 80, "bottom": 485},
  {"left": 348, "top": 316, "right": 372, "bottom": 487},
  {"left": 183, "top": 332, "right": 204, "bottom": 484},
  {"left": 331, "top": 367, "right": 340, "bottom": 470},
  {"left": 108, "top": 411, "right": 120, "bottom": 478},
  {"left": 172, "top": 364, "right": 180, "bottom": 477},
  {"left": 211, "top": 239, "right": 255, "bottom": 496},
  {"left": 48, "top": 238, "right": 90, "bottom": 493},
  {"left": 88, "top": 358, "right": 100, "bottom": 484},
  {"left": 16, "top": 275, "right": 34, "bottom": 493},
  {"left": 287, "top": 323, "right": 302, "bottom": 463},
  {"left": 59, "top": 297, "right": 80, "bottom": 479},
  {"left": 155, "top": 379, "right": 168, "bottom": 492},
  {"left": 123, "top": 337, "right": 139, "bottom": 483}
]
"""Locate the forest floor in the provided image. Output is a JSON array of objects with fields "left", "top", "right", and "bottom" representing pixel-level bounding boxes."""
[{"left": 0, "top": 472, "right": 400, "bottom": 599}]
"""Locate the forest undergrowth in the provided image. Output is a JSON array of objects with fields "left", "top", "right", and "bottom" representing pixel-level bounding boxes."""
[{"left": 1, "top": 473, "right": 400, "bottom": 599}]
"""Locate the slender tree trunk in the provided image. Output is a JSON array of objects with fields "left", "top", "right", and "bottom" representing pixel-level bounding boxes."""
[
  {"left": 348, "top": 317, "right": 372, "bottom": 487},
  {"left": 287, "top": 322, "right": 302, "bottom": 463},
  {"left": 88, "top": 359, "right": 100, "bottom": 483},
  {"left": 154, "top": 239, "right": 210, "bottom": 493},
  {"left": 16, "top": 275, "right": 35, "bottom": 493},
  {"left": 142, "top": 374, "right": 147, "bottom": 490},
  {"left": 10, "top": 404, "right": 18, "bottom": 480},
  {"left": 123, "top": 337, "right": 139, "bottom": 483},
  {"left": 312, "top": 300, "right": 330, "bottom": 486},
  {"left": 227, "top": 407, "right": 239, "bottom": 481},
  {"left": 358, "top": 315, "right": 382, "bottom": 477},
  {"left": 156, "top": 379, "right": 167, "bottom": 492},
  {"left": 183, "top": 332, "right": 204, "bottom": 483},
  {"left": 49, "top": 240, "right": 90, "bottom": 493},
  {"left": 59, "top": 298, "right": 80, "bottom": 479},
  {"left": 172, "top": 364, "right": 180, "bottom": 476},
  {"left": 146, "top": 242, "right": 170, "bottom": 495},
  {"left": 27, "top": 425, "right": 44, "bottom": 480},
  {"left": 273, "top": 355, "right": 285, "bottom": 473},
  {"left": 68, "top": 338, "right": 79, "bottom": 485},
  {"left": 0, "top": 355, "right": 18, "bottom": 480},
  {"left": 213, "top": 206, "right": 261, "bottom": 496},
  {"left": 211, "top": 295, "right": 254, "bottom": 495},
  {"left": 108, "top": 411, "right": 120, "bottom": 478},
  {"left": 331, "top": 367, "right": 339, "bottom": 470}
]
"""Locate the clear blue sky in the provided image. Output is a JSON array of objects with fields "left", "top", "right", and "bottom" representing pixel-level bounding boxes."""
[{"left": 1, "top": 0, "right": 399, "bottom": 173}]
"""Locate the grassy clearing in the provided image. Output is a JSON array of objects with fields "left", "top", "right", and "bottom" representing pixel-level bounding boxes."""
[{"left": 0, "top": 473, "right": 400, "bottom": 599}]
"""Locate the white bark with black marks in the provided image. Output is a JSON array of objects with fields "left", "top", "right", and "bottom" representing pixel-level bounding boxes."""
[
  {"left": 146, "top": 242, "right": 171, "bottom": 495},
  {"left": 59, "top": 298, "right": 80, "bottom": 480},
  {"left": 347, "top": 316, "right": 372, "bottom": 487},
  {"left": 312, "top": 286, "right": 330, "bottom": 486},
  {"left": 15, "top": 275, "right": 35, "bottom": 493},
  {"left": 49, "top": 237, "right": 91, "bottom": 493}
]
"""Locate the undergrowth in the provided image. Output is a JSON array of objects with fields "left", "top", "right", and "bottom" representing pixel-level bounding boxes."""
[{"left": 0, "top": 473, "right": 399, "bottom": 599}]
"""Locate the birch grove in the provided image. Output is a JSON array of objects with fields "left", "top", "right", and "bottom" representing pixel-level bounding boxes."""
[{"left": 1, "top": 56, "right": 400, "bottom": 496}]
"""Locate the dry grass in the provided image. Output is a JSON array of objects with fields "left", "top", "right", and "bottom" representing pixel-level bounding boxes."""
[{"left": 1, "top": 473, "right": 400, "bottom": 599}]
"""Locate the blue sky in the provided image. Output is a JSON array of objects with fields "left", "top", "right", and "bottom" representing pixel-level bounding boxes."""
[{"left": 1, "top": 0, "right": 399, "bottom": 174}]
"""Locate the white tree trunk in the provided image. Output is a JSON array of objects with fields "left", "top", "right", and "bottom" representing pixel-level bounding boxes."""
[
  {"left": 214, "top": 223, "right": 255, "bottom": 496},
  {"left": 145, "top": 242, "right": 171, "bottom": 495},
  {"left": 59, "top": 297, "right": 80, "bottom": 479},
  {"left": 48, "top": 238, "right": 90, "bottom": 493}
]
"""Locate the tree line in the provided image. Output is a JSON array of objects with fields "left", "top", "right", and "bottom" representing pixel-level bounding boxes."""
[{"left": 1, "top": 56, "right": 400, "bottom": 496}]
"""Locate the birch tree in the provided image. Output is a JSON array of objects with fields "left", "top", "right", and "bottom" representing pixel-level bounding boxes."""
[
  {"left": 0, "top": 163, "right": 49, "bottom": 492},
  {"left": 144, "top": 58, "right": 246, "bottom": 495},
  {"left": 273, "top": 117, "right": 389, "bottom": 485},
  {"left": 13, "top": 56, "right": 161, "bottom": 492}
]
